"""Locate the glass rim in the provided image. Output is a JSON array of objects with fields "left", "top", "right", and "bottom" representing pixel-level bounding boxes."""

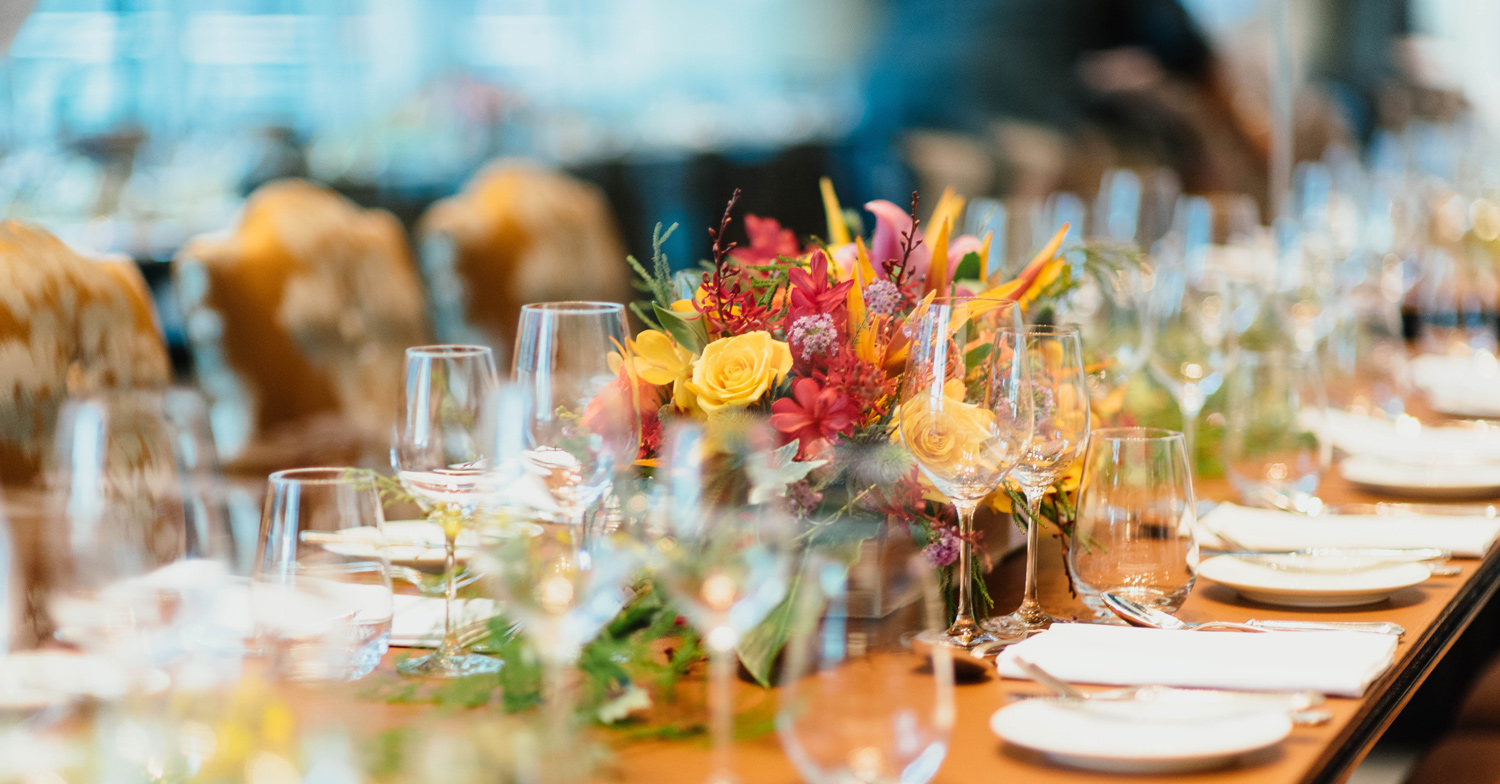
[
  {"left": 268, "top": 466, "right": 370, "bottom": 486},
  {"left": 405, "top": 344, "right": 493, "bottom": 358},
  {"left": 1022, "top": 324, "right": 1081, "bottom": 336},
  {"left": 1088, "top": 427, "right": 1186, "bottom": 442},
  {"left": 519, "top": 301, "right": 626, "bottom": 314}
]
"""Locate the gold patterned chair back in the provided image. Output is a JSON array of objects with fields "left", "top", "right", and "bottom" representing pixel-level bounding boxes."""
[
  {"left": 417, "top": 161, "right": 631, "bottom": 364},
  {"left": 175, "top": 180, "right": 429, "bottom": 467},
  {"left": 0, "top": 221, "right": 170, "bottom": 487}
]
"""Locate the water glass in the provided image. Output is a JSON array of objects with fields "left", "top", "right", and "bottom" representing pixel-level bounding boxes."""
[
  {"left": 1068, "top": 428, "right": 1198, "bottom": 615},
  {"left": 1224, "top": 351, "right": 1330, "bottom": 512},
  {"left": 777, "top": 554, "right": 955, "bottom": 784},
  {"left": 252, "top": 468, "right": 393, "bottom": 682}
]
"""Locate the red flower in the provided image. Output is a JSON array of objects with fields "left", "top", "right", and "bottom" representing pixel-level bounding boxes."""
[
  {"left": 770, "top": 377, "right": 858, "bottom": 459},
  {"left": 730, "top": 214, "right": 801, "bottom": 266},
  {"left": 787, "top": 250, "right": 853, "bottom": 321}
]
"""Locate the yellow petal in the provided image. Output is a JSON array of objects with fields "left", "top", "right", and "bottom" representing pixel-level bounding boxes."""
[
  {"left": 820, "top": 177, "right": 852, "bottom": 247},
  {"left": 927, "top": 188, "right": 966, "bottom": 246},
  {"left": 924, "top": 218, "right": 952, "bottom": 296},
  {"left": 977, "top": 230, "right": 994, "bottom": 280}
]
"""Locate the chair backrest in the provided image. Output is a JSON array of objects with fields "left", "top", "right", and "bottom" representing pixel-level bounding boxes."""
[
  {"left": 175, "top": 179, "right": 429, "bottom": 461},
  {"left": 417, "top": 161, "right": 631, "bottom": 365},
  {"left": 0, "top": 220, "right": 170, "bottom": 486}
]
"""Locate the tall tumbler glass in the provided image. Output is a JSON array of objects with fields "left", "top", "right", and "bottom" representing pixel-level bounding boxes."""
[
  {"left": 252, "top": 468, "right": 393, "bottom": 682},
  {"left": 1068, "top": 428, "right": 1198, "bottom": 616},
  {"left": 1224, "top": 351, "right": 1330, "bottom": 512}
]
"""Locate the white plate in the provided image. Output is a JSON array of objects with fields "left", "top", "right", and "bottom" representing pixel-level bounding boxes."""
[
  {"left": 1198, "top": 555, "right": 1430, "bottom": 608},
  {"left": 316, "top": 520, "right": 542, "bottom": 566},
  {"left": 990, "top": 692, "right": 1292, "bottom": 774},
  {"left": 1340, "top": 457, "right": 1500, "bottom": 499},
  {"left": 0, "top": 651, "right": 168, "bottom": 710}
]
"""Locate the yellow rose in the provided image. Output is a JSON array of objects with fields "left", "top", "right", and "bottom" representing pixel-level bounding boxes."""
[
  {"left": 897, "top": 396, "right": 995, "bottom": 473},
  {"left": 684, "top": 331, "right": 792, "bottom": 413},
  {"left": 627, "top": 330, "right": 694, "bottom": 386}
]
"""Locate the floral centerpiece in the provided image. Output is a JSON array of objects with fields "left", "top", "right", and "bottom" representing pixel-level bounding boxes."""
[{"left": 613, "top": 181, "right": 1077, "bottom": 683}]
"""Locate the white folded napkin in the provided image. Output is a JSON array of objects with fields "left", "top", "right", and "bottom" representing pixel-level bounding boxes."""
[
  {"left": 389, "top": 595, "right": 502, "bottom": 648},
  {"left": 1318, "top": 410, "right": 1500, "bottom": 463},
  {"left": 1201, "top": 502, "right": 1500, "bottom": 558},
  {"left": 996, "top": 623, "right": 1398, "bottom": 698}
]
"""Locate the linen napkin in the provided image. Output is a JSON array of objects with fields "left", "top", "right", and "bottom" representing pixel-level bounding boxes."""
[
  {"left": 1410, "top": 354, "right": 1500, "bottom": 417},
  {"left": 1200, "top": 502, "right": 1500, "bottom": 558},
  {"left": 996, "top": 623, "right": 1397, "bottom": 698},
  {"left": 388, "top": 594, "right": 502, "bottom": 648},
  {"left": 1318, "top": 409, "right": 1500, "bottom": 463}
]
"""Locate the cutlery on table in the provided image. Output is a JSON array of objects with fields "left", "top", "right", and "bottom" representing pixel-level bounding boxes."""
[
  {"left": 1103, "top": 592, "right": 1406, "bottom": 637},
  {"left": 1207, "top": 525, "right": 1462, "bottom": 577},
  {"left": 1010, "top": 655, "right": 1334, "bottom": 726}
]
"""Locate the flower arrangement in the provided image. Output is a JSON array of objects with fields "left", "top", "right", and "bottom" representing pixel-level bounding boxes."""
[{"left": 616, "top": 181, "right": 1083, "bottom": 679}]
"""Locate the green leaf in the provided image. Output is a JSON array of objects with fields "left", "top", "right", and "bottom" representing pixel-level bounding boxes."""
[
  {"left": 964, "top": 342, "right": 993, "bottom": 371},
  {"left": 953, "top": 251, "right": 981, "bottom": 281},
  {"left": 736, "top": 570, "right": 801, "bottom": 687},
  {"left": 655, "top": 304, "right": 709, "bottom": 353}
]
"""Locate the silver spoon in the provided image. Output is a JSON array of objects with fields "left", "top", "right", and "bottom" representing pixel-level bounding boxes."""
[{"left": 1103, "top": 592, "right": 1406, "bottom": 636}]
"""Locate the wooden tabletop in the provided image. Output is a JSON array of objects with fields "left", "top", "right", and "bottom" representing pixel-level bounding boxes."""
[{"left": 602, "top": 472, "right": 1500, "bottom": 784}]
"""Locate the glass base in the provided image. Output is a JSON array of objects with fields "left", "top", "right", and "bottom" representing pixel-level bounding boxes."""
[
  {"left": 981, "top": 611, "right": 1057, "bottom": 644},
  {"left": 397, "top": 651, "right": 503, "bottom": 678},
  {"left": 915, "top": 627, "right": 999, "bottom": 650}
]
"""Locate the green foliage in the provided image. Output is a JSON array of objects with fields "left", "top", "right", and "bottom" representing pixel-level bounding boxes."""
[
  {"left": 655, "top": 303, "right": 709, "bottom": 353},
  {"left": 627, "top": 222, "right": 681, "bottom": 329},
  {"left": 953, "top": 251, "right": 982, "bottom": 281}
]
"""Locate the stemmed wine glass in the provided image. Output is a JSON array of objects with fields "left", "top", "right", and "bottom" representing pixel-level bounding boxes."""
[
  {"left": 898, "top": 297, "right": 1033, "bottom": 648},
  {"left": 1150, "top": 197, "right": 1231, "bottom": 469},
  {"left": 512, "top": 302, "right": 640, "bottom": 528},
  {"left": 392, "top": 344, "right": 507, "bottom": 677},
  {"left": 984, "top": 325, "right": 1090, "bottom": 641},
  {"left": 657, "top": 420, "right": 795, "bottom": 784}
]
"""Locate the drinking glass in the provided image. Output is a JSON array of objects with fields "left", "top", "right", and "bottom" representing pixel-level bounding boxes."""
[
  {"left": 1224, "top": 351, "right": 1330, "bottom": 513},
  {"left": 45, "top": 389, "right": 235, "bottom": 673},
  {"left": 777, "top": 554, "right": 955, "bottom": 784},
  {"left": 1150, "top": 197, "right": 1231, "bottom": 468},
  {"left": 512, "top": 302, "right": 640, "bottom": 527},
  {"left": 1068, "top": 428, "right": 1198, "bottom": 615},
  {"left": 251, "top": 468, "right": 393, "bottom": 682},
  {"left": 479, "top": 514, "right": 639, "bottom": 771},
  {"left": 898, "top": 298, "right": 1032, "bottom": 648},
  {"left": 984, "top": 326, "right": 1090, "bottom": 640},
  {"left": 392, "top": 344, "right": 505, "bottom": 677},
  {"left": 657, "top": 420, "right": 795, "bottom": 784}
]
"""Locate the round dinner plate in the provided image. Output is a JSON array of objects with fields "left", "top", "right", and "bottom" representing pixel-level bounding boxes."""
[
  {"left": 1339, "top": 456, "right": 1500, "bottom": 499},
  {"left": 1197, "top": 555, "right": 1431, "bottom": 608},
  {"left": 317, "top": 520, "right": 543, "bottom": 566},
  {"left": 989, "top": 692, "right": 1292, "bottom": 774}
]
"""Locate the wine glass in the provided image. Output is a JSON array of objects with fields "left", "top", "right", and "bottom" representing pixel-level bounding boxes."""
[
  {"left": 392, "top": 344, "right": 505, "bottom": 677},
  {"left": 656, "top": 419, "right": 795, "bottom": 784},
  {"left": 512, "top": 302, "right": 640, "bottom": 528},
  {"left": 898, "top": 297, "right": 1032, "bottom": 648},
  {"left": 1149, "top": 197, "right": 1231, "bottom": 470},
  {"left": 777, "top": 553, "right": 955, "bottom": 784},
  {"left": 984, "top": 325, "right": 1090, "bottom": 640},
  {"left": 1068, "top": 428, "right": 1198, "bottom": 616},
  {"left": 1224, "top": 351, "right": 1330, "bottom": 513},
  {"left": 251, "top": 468, "right": 393, "bottom": 681},
  {"left": 44, "top": 389, "right": 235, "bottom": 675}
]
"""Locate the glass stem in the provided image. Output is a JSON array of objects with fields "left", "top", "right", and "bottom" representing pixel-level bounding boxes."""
[
  {"left": 545, "top": 652, "right": 573, "bottom": 744},
  {"left": 708, "top": 636, "right": 736, "bottom": 784},
  {"left": 948, "top": 500, "right": 982, "bottom": 643},
  {"left": 1015, "top": 485, "right": 1049, "bottom": 627},
  {"left": 437, "top": 506, "right": 462, "bottom": 661},
  {"left": 1180, "top": 382, "right": 1204, "bottom": 472}
]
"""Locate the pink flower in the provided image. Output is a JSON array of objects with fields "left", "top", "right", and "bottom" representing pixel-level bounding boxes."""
[
  {"left": 730, "top": 214, "right": 801, "bottom": 266},
  {"left": 770, "top": 377, "right": 857, "bottom": 458},
  {"left": 863, "top": 200, "right": 985, "bottom": 283},
  {"left": 787, "top": 249, "right": 853, "bottom": 320}
]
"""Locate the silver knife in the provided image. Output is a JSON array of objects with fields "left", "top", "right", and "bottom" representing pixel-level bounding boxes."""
[{"left": 1244, "top": 619, "right": 1406, "bottom": 636}]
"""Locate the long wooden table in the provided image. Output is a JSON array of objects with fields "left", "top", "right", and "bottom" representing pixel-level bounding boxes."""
[{"left": 601, "top": 473, "right": 1500, "bottom": 784}]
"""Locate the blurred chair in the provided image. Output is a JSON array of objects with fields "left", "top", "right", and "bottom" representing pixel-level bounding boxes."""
[
  {"left": 417, "top": 161, "right": 632, "bottom": 365},
  {"left": 175, "top": 179, "right": 429, "bottom": 473},
  {"left": 0, "top": 221, "right": 171, "bottom": 646}
]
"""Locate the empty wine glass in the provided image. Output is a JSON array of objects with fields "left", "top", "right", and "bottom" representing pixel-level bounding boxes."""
[
  {"left": 985, "top": 325, "right": 1090, "bottom": 641},
  {"left": 1150, "top": 197, "right": 1231, "bottom": 469},
  {"left": 392, "top": 344, "right": 506, "bottom": 677},
  {"left": 1068, "top": 428, "right": 1198, "bottom": 616},
  {"left": 898, "top": 298, "right": 1032, "bottom": 648},
  {"left": 1224, "top": 351, "right": 1330, "bottom": 513},
  {"left": 777, "top": 554, "right": 955, "bottom": 784},
  {"left": 512, "top": 302, "right": 640, "bottom": 527},
  {"left": 251, "top": 468, "right": 393, "bottom": 682},
  {"left": 44, "top": 389, "right": 236, "bottom": 675},
  {"left": 656, "top": 420, "right": 795, "bottom": 784}
]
